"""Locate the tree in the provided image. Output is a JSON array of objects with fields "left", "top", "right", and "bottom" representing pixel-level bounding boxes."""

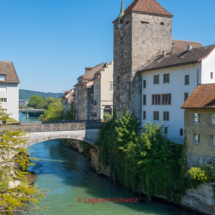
[
  {"left": 63, "top": 104, "right": 76, "bottom": 120},
  {"left": 0, "top": 104, "right": 46, "bottom": 214},
  {"left": 28, "top": 96, "right": 44, "bottom": 109}
]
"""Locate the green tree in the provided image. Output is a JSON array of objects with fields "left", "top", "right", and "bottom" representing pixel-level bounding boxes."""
[
  {"left": 62, "top": 104, "right": 76, "bottom": 120},
  {"left": 0, "top": 104, "right": 46, "bottom": 214},
  {"left": 28, "top": 96, "right": 44, "bottom": 109}
]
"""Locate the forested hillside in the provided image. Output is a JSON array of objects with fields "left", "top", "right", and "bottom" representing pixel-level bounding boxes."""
[{"left": 20, "top": 89, "right": 64, "bottom": 99}]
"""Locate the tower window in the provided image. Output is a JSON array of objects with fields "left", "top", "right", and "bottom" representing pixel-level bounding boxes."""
[
  {"left": 141, "top": 21, "right": 149, "bottom": 24},
  {"left": 211, "top": 72, "right": 213, "bottom": 79},
  {"left": 160, "top": 22, "right": 164, "bottom": 26},
  {"left": 117, "top": 76, "right": 120, "bottom": 84}
]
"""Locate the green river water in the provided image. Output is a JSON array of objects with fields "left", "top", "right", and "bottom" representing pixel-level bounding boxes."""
[{"left": 20, "top": 114, "right": 197, "bottom": 215}]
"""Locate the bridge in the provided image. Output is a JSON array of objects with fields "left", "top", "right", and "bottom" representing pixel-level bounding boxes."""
[
  {"left": 4, "top": 121, "right": 104, "bottom": 148},
  {"left": 19, "top": 109, "right": 45, "bottom": 119}
]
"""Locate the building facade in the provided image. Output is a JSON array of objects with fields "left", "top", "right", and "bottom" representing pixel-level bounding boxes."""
[
  {"left": 74, "top": 62, "right": 114, "bottom": 120},
  {"left": 182, "top": 84, "right": 215, "bottom": 166},
  {"left": 91, "top": 61, "right": 114, "bottom": 120},
  {"left": 113, "top": 0, "right": 173, "bottom": 119},
  {"left": 138, "top": 45, "right": 215, "bottom": 143},
  {"left": 0, "top": 61, "right": 19, "bottom": 121},
  {"left": 62, "top": 89, "right": 75, "bottom": 112}
]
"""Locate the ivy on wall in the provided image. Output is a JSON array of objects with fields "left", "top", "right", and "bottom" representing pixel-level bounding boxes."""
[{"left": 95, "top": 110, "right": 186, "bottom": 202}]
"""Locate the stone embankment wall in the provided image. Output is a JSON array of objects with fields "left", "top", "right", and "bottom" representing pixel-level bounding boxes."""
[
  {"left": 89, "top": 147, "right": 215, "bottom": 215},
  {"left": 66, "top": 140, "right": 215, "bottom": 215}
]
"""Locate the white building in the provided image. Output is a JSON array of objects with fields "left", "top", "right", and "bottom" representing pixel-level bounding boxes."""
[
  {"left": 0, "top": 61, "right": 19, "bottom": 121},
  {"left": 138, "top": 45, "right": 215, "bottom": 144}
]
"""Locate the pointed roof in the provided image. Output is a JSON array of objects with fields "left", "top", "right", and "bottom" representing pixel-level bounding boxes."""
[
  {"left": 114, "top": 0, "right": 173, "bottom": 23},
  {"left": 119, "top": 0, "right": 124, "bottom": 18}
]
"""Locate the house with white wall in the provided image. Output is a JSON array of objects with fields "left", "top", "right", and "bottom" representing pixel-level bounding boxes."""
[
  {"left": 91, "top": 61, "right": 114, "bottom": 120},
  {"left": 0, "top": 61, "right": 19, "bottom": 121},
  {"left": 138, "top": 44, "right": 215, "bottom": 144}
]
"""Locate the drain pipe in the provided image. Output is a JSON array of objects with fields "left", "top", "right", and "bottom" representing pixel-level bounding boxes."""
[{"left": 193, "top": 63, "right": 200, "bottom": 86}]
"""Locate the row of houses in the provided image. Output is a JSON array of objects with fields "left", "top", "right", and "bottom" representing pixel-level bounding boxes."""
[
  {"left": 62, "top": 62, "right": 114, "bottom": 120},
  {"left": 62, "top": 0, "right": 215, "bottom": 166}
]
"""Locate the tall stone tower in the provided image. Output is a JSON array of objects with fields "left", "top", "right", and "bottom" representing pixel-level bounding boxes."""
[{"left": 113, "top": 0, "right": 173, "bottom": 119}]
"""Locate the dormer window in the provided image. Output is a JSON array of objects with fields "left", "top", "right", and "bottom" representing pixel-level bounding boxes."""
[{"left": 0, "top": 75, "right": 5, "bottom": 81}]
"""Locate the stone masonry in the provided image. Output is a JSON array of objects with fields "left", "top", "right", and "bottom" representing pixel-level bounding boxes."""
[{"left": 113, "top": 2, "right": 172, "bottom": 119}]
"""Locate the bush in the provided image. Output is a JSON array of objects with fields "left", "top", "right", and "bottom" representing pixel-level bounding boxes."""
[
  {"left": 186, "top": 165, "right": 215, "bottom": 188},
  {"left": 96, "top": 110, "right": 185, "bottom": 202}
]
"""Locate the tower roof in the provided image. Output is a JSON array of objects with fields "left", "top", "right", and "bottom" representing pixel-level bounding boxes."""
[{"left": 114, "top": 0, "right": 173, "bottom": 22}]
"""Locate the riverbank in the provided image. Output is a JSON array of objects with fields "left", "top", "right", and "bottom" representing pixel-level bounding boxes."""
[{"left": 66, "top": 139, "right": 215, "bottom": 215}]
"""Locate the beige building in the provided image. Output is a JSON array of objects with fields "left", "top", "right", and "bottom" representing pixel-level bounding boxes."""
[
  {"left": 181, "top": 84, "right": 215, "bottom": 166},
  {"left": 74, "top": 62, "right": 113, "bottom": 120},
  {"left": 91, "top": 61, "right": 114, "bottom": 120},
  {"left": 62, "top": 89, "right": 75, "bottom": 111}
]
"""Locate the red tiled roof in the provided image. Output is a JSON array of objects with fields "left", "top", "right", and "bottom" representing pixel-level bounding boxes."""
[
  {"left": 113, "top": 0, "right": 173, "bottom": 23},
  {"left": 181, "top": 84, "right": 215, "bottom": 109},
  {"left": 173, "top": 40, "right": 202, "bottom": 53}
]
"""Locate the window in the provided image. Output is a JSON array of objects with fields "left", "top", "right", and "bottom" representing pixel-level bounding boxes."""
[
  {"left": 117, "top": 76, "right": 120, "bottom": 84},
  {"left": 211, "top": 114, "right": 215, "bottom": 124},
  {"left": 143, "top": 80, "right": 146, "bottom": 89},
  {"left": 154, "top": 75, "right": 159, "bottom": 84},
  {"left": 0, "top": 98, "right": 7, "bottom": 102},
  {"left": 110, "top": 94, "right": 113, "bottom": 101},
  {"left": 143, "top": 95, "right": 146, "bottom": 105},
  {"left": 162, "top": 94, "right": 171, "bottom": 105},
  {"left": 180, "top": 129, "right": 183, "bottom": 136},
  {"left": 143, "top": 111, "right": 146, "bottom": 120},
  {"left": 185, "top": 75, "right": 189, "bottom": 85},
  {"left": 211, "top": 72, "right": 213, "bottom": 79},
  {"left": 163, "top": 74, "right": 170, "bottom": 83},
  {"left": 210, "top": 135, "right": 215, "bottom": 146},
  {"left": 82, "top": 108, "right": 85, "bottom": 112},
  {"left": 160, "top": 22, "right": 164, "bottom": 26},
  {"left": 163, "top": 112, "right": 169, "bottom": 121},
  {"left": 110, "top": 82, "right": 113, "bottom": 90},
  {"left": 152, "top": 95, "right": 161, "bottom": 105},
  {"left": 184, "top": 93, "right": 189, "bottom": 102},
  {"left": 193, "top": 134, "right": 200, "bottom": 144},
  {"left": 0, "top": 87, "right": 6, "bottom": 92},
  {"left": 153, "top": 111, "right": 159, "bottom": 120},
  {"left": 164, "top": 127, "right": 168, "bottom": 134},
  {"left": 0, "top": 75, "right": 5, "bottom": 81},
  {"left": 193, "top": 113, "right": 201, "bottom": 124},
  {"left": 141, "top": 21, "right": 149, "bottom": 24}
]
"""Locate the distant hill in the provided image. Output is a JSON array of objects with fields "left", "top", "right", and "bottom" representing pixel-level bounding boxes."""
[{"left": 19, "top": 89, "right": 64, "bottom": 100}]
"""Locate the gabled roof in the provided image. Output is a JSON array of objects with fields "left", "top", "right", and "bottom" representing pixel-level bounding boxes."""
[
  {"left": 138, "top": 44, "right": 215, "bottom": 73},
  {"left": 0, "top": 61, "right": 20, "bottom": 84},
  {"left": 113, "top": 0, "right": 173, "bottom": 23},
  {"left": 173, "top": 40, "right": 202, "bottom": 53},
  {"left": 83, "top": 63, "right": 105, "bottom": 79},
  {"left": 181, "top": 84, "right": 215, "bottom": 109}
]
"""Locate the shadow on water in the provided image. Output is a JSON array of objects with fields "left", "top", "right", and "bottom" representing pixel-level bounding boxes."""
[{"left": 28, "top": 139, "right": 197, "bottom": 215}]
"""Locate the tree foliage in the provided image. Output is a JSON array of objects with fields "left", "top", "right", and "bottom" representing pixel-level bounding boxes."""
[
  {"left": 28, "top": 95, "right": 44, "bottom": 109},
  {"left": 0, "top": 104, "right": 46, "bottom": 214},
  {"left": 96, "top": 110, "right": 185, "bottom": 202}
]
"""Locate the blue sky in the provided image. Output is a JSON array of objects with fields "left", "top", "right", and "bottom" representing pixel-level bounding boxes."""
[{"left": 0, "top": 0, "right": 214, "bottom": 93}]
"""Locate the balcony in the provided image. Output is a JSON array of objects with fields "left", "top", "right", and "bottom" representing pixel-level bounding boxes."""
[
  {"left": 91, "top": 112, "right": 97, "bottom": 117},
  {"left": 92, "top": 100, "right": 97, "bottom": 106}
]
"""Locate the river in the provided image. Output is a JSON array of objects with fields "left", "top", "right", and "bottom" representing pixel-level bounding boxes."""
[{"left": 22, "top": 114, "right": 196, "bottom": 215}]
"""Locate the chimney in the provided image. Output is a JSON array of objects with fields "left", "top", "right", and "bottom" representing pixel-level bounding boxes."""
[
  {"left": 85, "top": 67, "right": 93, "bottom": 73},
  {"left": 187, "top": 44, "right": 192, "bottom": 52}
]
